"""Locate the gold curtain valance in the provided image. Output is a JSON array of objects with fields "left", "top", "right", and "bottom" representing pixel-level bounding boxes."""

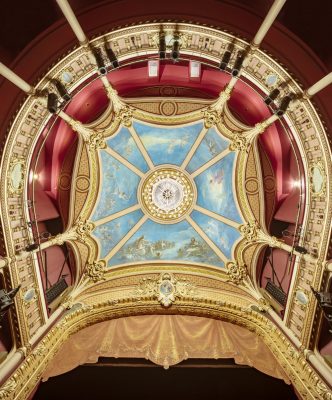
[{"left": 43, "top": 315, "right": 289, "bottom": 383}]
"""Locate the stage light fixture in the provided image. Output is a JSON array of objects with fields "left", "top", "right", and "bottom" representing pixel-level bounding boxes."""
[
  {"left": 275, "top": 94, "right": 292, "bottom": 116},
  {"left": 0, "top": 286, "right": 20, "bottom": 322},
  {"left": 105, "top": 46, "right": 119, "bottom": 68},
  {"left": 219, "top": 50, "right": 231, "bottom": 70},
  {"left": 171, "top": 36, "right": 180, "bottom": 61},
  {"left": 232, "top": 53, "right": 244, "bottom": 77},
  {"left": 53, "top": 79, "right": 71, "bottom": 102},
  {"left": 159, "top": 34, "right": 166, "bottom": 59},
  {"left": 92, "top": 48, "right": 107, "bottom": 75},
  {"left": 47, "top": 93, "right": 58, "bottom": 114},
  {"left": 264, "top": 88, "right": 280, "bottom": 105}
]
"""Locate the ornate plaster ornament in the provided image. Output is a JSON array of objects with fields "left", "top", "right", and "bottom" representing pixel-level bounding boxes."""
[
  {"left": 134, "top": 273, "right": 196, "bottom": 307},
  {"left": 140, "top": 166, "right": 196, "bottom": 224},
  {"left": 84, "top": 261, "right": 107, "bottom": 283}
]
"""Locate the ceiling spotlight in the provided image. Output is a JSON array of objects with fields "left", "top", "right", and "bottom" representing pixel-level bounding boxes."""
[
  {"left": 294, "top": 245, "right": 308, "bottom": 254},
  {"left": 232, "top": 52, "right": 245, "bottom": 77},
  {"left": 47, "top": 93, "right": 58, "bottom": 114},
  {"left": 171, "top": 36, "right": 180, "bottom": 61},
  {"left": 264, "top": 88, "right": 280, "bottom": 105},
  {"left": 275, "top": 94, "right": 293, "bottom": 116},
  {"left": 159, "top": 34, "right": 166, "bottom": 59},
  {"left": 0, "top": 286, "right": 20, "bottom": 321},
  {"left": 219, "top": 50, "right": 231, "bottom": 70},
  {"left": 52, "top": 79, "right": 71, "bottom": 102},
  {"left": 92, "top": 48, "right": 107, "bottom": 75},
  {"left": 105, "top": 45, "right": 119, "bottom": 69}
]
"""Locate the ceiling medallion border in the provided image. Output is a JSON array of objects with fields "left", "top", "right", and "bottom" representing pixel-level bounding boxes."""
[{"left": 138, "top": 165, "right": 196, "bottom": 224}]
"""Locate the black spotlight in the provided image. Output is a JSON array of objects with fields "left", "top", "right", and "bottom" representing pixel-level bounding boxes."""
[
  {"left": 275, "top": 94, "right": 293, "bottom": 116},
  {"left": 294, "top": 245, "right": 308, "bottom": 254},
  {"left": 105, "top": 46, "right": 119, "bottom": 69},
  {"left": 47, "top": 93, "right": 58, "bottom": 114},
  {"left": 232, "top": 53, "right": 245, "bottom": 77},
  {"left": 53, "top": 79, "right": 71, "bottom": 102},
  {"left": 92, "top": 48, "right": 107, "bottom": 75},
  {"left": 264, "top": 88, "right": 280, "bottom": 105},
  {"left": 25, "top": 243, "right": 39, "bottom": 252},
  {"left": 0, "top": 286, "right": 20, "bottom": 321},
  {"left": 159, "top": 34, "right": 166, "bottom": 59},
  {"left": 171, "top": 36, "right": 180, "bottom": 61},
  {"left": 219, "top": 50, "right": 231, "bottom": 70}
]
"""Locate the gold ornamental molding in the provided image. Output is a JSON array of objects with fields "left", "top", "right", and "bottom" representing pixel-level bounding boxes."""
[
  {"left": 0, "top": 296, "right": 331, "bottom": 400},
  {"left": 0, "top": 22, "right": 331, "bottom": 373}
]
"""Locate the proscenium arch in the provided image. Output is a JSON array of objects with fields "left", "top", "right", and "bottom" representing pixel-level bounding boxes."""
[
  {"left": 9, "top": 297, "right": 327, "bottom": 400},
  {"left": 0, "top": 11, "right": 332, "bottom": 400}
]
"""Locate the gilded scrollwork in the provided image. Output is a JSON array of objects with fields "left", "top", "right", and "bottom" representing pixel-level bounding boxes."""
[
  {"left": 0, "top": 22, "right": 331, "bottom": 398},
  {"left": 75, "top": 219, "right": 95, "bottom": 242},
  {"left": 226, "top": 262, "right": 248, "bottom": 285},
  {"left": 134, "top": 273, "right": 196, "bottom": 307},
  {"left": 84, "top": 261, "right": 107, "bottom": 283}
]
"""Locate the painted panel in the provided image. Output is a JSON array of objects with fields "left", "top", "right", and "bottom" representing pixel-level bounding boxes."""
[
  {"left": 92, "top": 210, "right": 144, "bottom": 258},
  {"left": 195, "top": 152, "right": 242, "bottom": 223},
  {"left": 107, "top": 127, "right": 149, "bottom": 172},
  {"left": 108, "top": 219, "right": 224, "bottom": 268},
  {"left": 92, "top": 151, "right": 140, "bottom": 221},
  {"left": 190, "top": 210, "right": 240, "bottom": 259},
  {"left": 186, "top": 127, "right": 229, "bottom": 173},
  {"left": 133, "top": 121, "right": 203, "bottom": 166}
]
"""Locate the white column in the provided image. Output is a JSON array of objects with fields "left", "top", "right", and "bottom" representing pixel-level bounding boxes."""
[
  {"left": 0, "top": 63, "right": 35, "bottom": 94},
  {"left": 0, "top": 351, "right": 23, "bottom": 383},
  {"left": 252, "top": 0, "right": 287, "bottom": 46},
  {"left": 305, "top": 72, "right": 332, "bottom": 97},
  {"left": 56, "top": 0, "right": 87, "bottom": 44},
  {"left": 305, "top": 351, "right": 332, "bottom": 386}
]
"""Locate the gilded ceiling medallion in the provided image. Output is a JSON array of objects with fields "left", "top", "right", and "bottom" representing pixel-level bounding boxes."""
[{"left": 139, "top": 166, "right": 196, "bottom": 224}]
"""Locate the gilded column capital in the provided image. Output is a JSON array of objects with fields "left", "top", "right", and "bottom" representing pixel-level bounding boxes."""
[{"left": 105, "top": 85, "right": 133, "bottom": 127}]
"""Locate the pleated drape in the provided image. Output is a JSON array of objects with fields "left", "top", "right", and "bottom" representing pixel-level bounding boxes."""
[{"left": 42, "top": 315, "right": 289, "bottom": 383}]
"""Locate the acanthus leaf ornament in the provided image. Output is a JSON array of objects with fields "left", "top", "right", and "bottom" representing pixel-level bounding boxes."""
[
  {"left": 75, "top": 219, "right": 94, "bottom": 242},
  {"left": 202, "top": 109, "right": 220, "bottom": 129},
  {"left": 229, "top": 134, "right": 248, "bottom": 152},
  {"left": 240, "top": 221, "right": 258, "bottom": 242},
  {"left": 133, "top": 273, "right": 196, "bottom": 307},
  {"left": 226, "top": 262, "right": 248, "bottom": 285},
  {"left": 84, "top": 260, "right": 107, "bottom": 283},
  {"left": 0, "top": 379, "right": 17, "bottom": 399},
  {"left": 105, "top": 86, "right": 133, "bottom": 127}
]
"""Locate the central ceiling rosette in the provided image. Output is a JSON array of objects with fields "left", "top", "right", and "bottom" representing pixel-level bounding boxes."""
[{"left": 91, "top": 119, "right": 243, "bottom": 270}]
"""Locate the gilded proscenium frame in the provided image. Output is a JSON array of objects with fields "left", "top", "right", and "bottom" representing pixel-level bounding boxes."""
[
  {"left": 0, "top": 23, "right": 330, "bottom": 359},
  {"left": 0, "top": 295, "right": 331, "bottom": 400}
]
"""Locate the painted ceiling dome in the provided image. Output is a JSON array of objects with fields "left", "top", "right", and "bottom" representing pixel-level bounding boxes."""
[{"left": 91, "top": 120, "right": 241, "bottom": 269}]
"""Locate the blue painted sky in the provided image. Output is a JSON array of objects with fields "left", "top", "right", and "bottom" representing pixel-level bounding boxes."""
[
  {"left": 108, "top": 218, "right": 224, "bottom": 268},
  {"left": 133, "top": 121, "right": 204, "bottom": 166},
  {"left": 107, "top": 126, "right": 149, "bottom": 173},
  {"left": 92, "top": 210, "right": 144, "bottom": 258},
  {"left": 195, "top": 152, "right": 242, "bottom": 224},
  {"left": 91, "top": 151, "right": 140, "bottom": 221},
  {"left": 190, "top": 210, "right": 240, "bottom": 259},
  {"left": 186, "top": 127, "right": 229, "bottom": 173}
]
